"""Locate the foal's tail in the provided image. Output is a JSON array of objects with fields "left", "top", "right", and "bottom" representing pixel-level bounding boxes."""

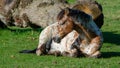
[{"left": 19, "top": 48, "right": 37, "bottom": 53}]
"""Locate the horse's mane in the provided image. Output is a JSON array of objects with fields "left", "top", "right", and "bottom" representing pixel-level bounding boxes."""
[
  {"left": 57, "top": 9, "right": 65, "bottom": 21},
  {"left": 57, "top": 8, "right": 91, "bottom": 24},
  {"left": 5, "top": 0, "right": 13, "bottom": 5}
]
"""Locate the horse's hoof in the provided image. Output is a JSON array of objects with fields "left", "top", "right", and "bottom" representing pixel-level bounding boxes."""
[
  {"left": 36, "top": 50, "right": 42, "bottom": 56},
  {"left": 89, "top": 51, "right": 101, "bottom": 58}
]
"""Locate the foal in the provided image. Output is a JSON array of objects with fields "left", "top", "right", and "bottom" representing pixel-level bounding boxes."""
[
  {"left": 20, "top": 8, "right": 103, "bottom": 58},
  {"left": 44, "top": 8, "right": 103, "bottom": 58}
]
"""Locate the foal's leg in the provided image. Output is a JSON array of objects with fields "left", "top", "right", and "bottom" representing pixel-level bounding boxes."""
[
  {"left": 90, "top": 51, "right": 101, "bottom": 58},
  {"left": 36, "top": 39, "right": 52, "bottom": 56},
  {"left": 81, "top": 44, "right": 101, "bottom": 58},
  {"left": 36, "top": 44, "right": 46, "bottom": 56},
  {"left": 62, "top": 48, "right": 78, "bottom": 58},
  {"left": 82, "top": 36, "right": 102, "bottom": 58},
  {"left": 48, "top": 50, "right": 61, "bottom": 56}
]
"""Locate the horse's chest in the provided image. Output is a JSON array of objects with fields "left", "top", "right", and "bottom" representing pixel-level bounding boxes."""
[{"left": 50, "top": 30, "right": 80, "bottom": 52}]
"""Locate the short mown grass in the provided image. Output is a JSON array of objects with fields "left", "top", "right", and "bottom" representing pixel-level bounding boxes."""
[{"left": 0, "top": 0, "right": 120, "bottom": 68}]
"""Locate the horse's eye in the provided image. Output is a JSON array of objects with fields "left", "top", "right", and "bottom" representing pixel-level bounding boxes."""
[
  {"left": 62, "top": 21, "right": 66, "bottom": 25},
  {"left": 59, "top": 21, "right": 66, "bottom": 25}
]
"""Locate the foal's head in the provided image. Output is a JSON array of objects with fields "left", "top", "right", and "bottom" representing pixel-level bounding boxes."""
[
  {"left": 57, "top": 7, "right": 74, "bottom": 25},
  {"left": 57, "top": 8, "right": 101, "bottom": 40},
  {"left": 57, "top": 7, "right": 91, "bottom": 28},
  {"left": 54, "top": 8, "right": 74, "bottom": 42}
]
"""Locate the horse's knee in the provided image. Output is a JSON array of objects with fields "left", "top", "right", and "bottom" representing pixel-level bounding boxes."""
[
  {"left": 62, "top": 49, "right": 78, "bottom": 57},
  {"left": 36, "top": 49, "right": 42, "bottom": 56},
  {"left": 85, "top": 51, "right": 101, "bottom": 58},
  {"left": 36, "top": 44, "right": 46, "bottom": 56},
  {"left": 48, "top": 51, "right": 61, "bottom": 56},
  {"left": 62, "top": 51, "right": 70, "bottom": 57},
  {"left": 90, "top": 51, "right": 101, "bottom": 58},
  {"left": 52, "top": 36, "right": 61, "bottom": 43}
]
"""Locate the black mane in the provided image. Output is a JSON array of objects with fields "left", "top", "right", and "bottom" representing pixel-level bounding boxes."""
[
  {"left": 57, "top": 9, "right": 66, "bottom": 20},
  {"left": 68, "top": 8, "right": 91, "bottom": 23},
  {"left": 57, "top": 8, "right": 91, "bottom": 23}
]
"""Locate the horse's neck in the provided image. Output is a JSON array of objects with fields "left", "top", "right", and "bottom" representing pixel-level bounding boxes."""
[
  {"left": 75, "top": 20, "right": 102, "bottom": 42},
  {"left": 87, "top": 20, "right": 102, "bottom": 36}
]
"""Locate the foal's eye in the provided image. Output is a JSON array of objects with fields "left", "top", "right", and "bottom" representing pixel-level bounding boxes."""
[
  {"left": 62, "top": 21, "right": 66, "bottom": 25},
  {"left": 59, "top": 21, "right": 66, "bottom": 25}
]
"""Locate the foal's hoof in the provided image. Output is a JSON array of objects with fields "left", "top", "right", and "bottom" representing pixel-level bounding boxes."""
[
  {"left": 62, "top": 51, "right": 70, "bottom": 57},
  {"left": 89, "top": 51, "right": 101, "bottom": 58},
  {"left": 36, "top": 50, "right": 42, "bottom": 56},
  {"left": 62, "top": 51, "right": 77, "bottom": 58}
]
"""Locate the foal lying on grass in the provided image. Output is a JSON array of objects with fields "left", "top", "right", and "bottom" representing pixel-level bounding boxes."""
[
  {"left": 42, "top": 8, "right": 103, "bottom": 58},
  {"left": 20, "top": 8, "right": 103, "bottom": 58}
]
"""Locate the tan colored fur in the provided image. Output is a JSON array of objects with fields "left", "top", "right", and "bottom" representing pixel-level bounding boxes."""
[
  {"left": 73, "top": 0, "right": 104, "bottom": 28},
  {"left": 0, "top": 0, "right": 70, "bottom": 28},
  {"left": 73, "top": 0, "right": 101, "bottom": 19}
]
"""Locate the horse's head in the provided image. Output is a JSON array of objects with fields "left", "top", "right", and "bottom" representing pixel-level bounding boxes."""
[
  {"left": 57, "top": 8, "right": 102, "bottom": 41},
  {"left": 52, "top": 8, "right": 75, "bottom": 43},
  {"left": 57, "top": 7, "right": 73, "bottom": 25},
  {"left": 57, "top": 7, "right": 91, "bottom": 28}
]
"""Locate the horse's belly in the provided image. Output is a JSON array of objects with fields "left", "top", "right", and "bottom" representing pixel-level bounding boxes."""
[{"left": 50, "top": 40, "right": 66, "bottom": 52}]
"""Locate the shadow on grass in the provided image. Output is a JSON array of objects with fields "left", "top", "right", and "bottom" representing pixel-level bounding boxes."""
[
  {"left": 8, "top": 27, "right": 43, "bottom": 33},
  {"left": 101, "top": 32, "right": 120, "bottom": 58},
  {"left": 103, "top": 31, "right": 120, "bottom": 45},
  {"left": 101, "top": 52, "right": 120, "bottom": 58}
]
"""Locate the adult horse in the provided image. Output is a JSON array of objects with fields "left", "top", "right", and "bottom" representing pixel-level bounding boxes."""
[
  {"left": 0, "top": 0, "right": 70, "bottom": 28},
  {"left": 0, "top": 0, "right": 104, "bottom": 29}
]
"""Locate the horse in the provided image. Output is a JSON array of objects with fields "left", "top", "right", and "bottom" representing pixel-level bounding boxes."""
[
  {"left": 0, "top": 0, "right": 104, "bottom": 29},
  {"left": 0, "top": 0, "right": 70, "bottom": 28},
  {"left": 43, "top": 8, "right": 103, "bottom": 58},
  {"left": 20, "top": 8, "right": 103, "bottom": 58},
  {"left": 73, "top": 0, "right": 104, "bottom": 28}
]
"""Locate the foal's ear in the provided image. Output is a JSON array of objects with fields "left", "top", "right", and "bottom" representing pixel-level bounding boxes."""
[
  {"left": 64, "top": 7, "right": 70, "bottom": 15},
  {"left": 59, "top": 6, "right": 63, "bottom": 10}
]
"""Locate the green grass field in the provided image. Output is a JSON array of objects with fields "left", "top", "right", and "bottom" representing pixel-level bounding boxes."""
[{"left": 0, "top": 0, "right": 120, "bottom": 68}]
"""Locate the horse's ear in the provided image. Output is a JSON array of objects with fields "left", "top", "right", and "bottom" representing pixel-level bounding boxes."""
[
  {"left": 59, "top": 6, "right": 63, "bottom": 10},
  {"left": 64, "top": 7, "right": 70, "bottom": 15}
]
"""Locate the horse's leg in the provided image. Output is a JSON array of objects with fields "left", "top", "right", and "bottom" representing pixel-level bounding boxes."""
[
  {"left": 90, "top": 51, "right": 101, "bottom": 58},
  {"left": 36, "top": 38, "right": 53, "bottom": 56},
  {"left": 62, "top": 48, "right": 78, "bottom": 57},
  {"left": 81, "top": 36, "right": 102, "bottom": 58},
  {"left": 36, "top": 44, "right": 46, "bottom": 56},
  {"left": 89, "top": 36, "right": 102, "bottom": 58},
  {"left": 81, "top": 44, "right": 101, "bottom": 58},
  {"left": 48, "top": 50, "right": 61, "bottom": 56}
]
